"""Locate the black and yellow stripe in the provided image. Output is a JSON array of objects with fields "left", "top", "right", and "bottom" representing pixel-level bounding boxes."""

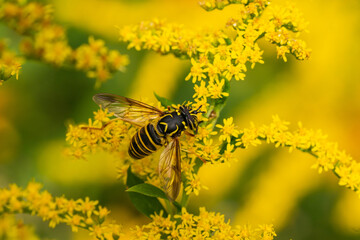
[{"left": 128, "top": 123, "right": 162, "bottom": 159}]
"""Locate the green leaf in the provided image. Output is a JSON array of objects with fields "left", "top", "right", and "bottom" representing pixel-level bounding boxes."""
[
  {"left": 127, "top": 183, "right": 168, "bottom": 199},
  {"left": 172, "top": 200, "right": 182, "bottom": 212},
  {"left": 154, "top": 92, "right": 175, "bottom": 108},
  {"left": 127, "top": 183, "right": 182, "bottom": 212},
  {"left": 126, "top": 166, "right": 144, "bottom": 187},
  {"left": 126, "top": 167, "right": 167, "bottom": 218}
]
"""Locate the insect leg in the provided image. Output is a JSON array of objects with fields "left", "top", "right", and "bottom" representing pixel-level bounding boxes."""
[
  {"left": 181, "top": 148, "right": 207, "bottom": 164},
  {"left": 184, "top": 131, "right": 195, "bottom": 137},
  {"left": 80, "top": 118, "right": 118, "bottom": 131}
]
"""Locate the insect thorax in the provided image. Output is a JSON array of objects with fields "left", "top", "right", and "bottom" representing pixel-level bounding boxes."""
[{"left": 156, "top": 111, "right": 186, "bottom": 137}]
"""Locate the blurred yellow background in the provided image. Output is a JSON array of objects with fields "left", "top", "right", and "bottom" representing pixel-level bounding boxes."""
[{"left": 1, "top": 0, "right": 360, "bottom": 239}]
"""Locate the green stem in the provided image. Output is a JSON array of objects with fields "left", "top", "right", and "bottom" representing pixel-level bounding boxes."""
[
  {"left": 181, "top": 192, "right": 190, "bottom": 207},
  {"left": 165, "top": 199, "right": 173, "bottom": 215}
]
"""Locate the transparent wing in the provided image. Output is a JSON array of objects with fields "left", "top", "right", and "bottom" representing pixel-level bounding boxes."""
[
  {"left": 93, "top": 93, "right": 164, "bottom": 126},
  {"left": 159, "top": 138, "right": 181, "bottom": 201}
]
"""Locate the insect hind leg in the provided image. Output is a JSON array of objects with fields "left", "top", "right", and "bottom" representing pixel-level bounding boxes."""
[
  {"left": 80, "top": 118, "right": 118, "bottom": 131},
  {"left": 181, "top": 148, "right": 207, "bottom": 164}
]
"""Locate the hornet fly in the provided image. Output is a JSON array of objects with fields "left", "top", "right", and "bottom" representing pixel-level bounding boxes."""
[{"left": 92, "top": 93, "right": 204, "bottom": 200}]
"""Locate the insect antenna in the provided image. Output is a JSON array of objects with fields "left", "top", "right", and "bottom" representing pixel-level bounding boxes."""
[{"left": 191, "top": 105, "right": 206, "bottom": 114}]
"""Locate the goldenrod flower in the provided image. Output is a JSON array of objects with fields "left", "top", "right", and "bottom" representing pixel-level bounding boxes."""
[
  {"left": 216, "top": 117, "right": 239, "bottom": 143},
  {"left": 0, "top": 1, "right": 129, "bottom": 86},
  {"left": 0, "top": 40, "right": 23, "bottom": 84},
  {"left": 235, "top": 116, "right": 360, "bottom": 196},
  {"left": 198, "top": 138, "right": 221, "bottom": 163},
  {"left": 196, "top": 124, "right": 218, "bottom": 140},
  {"left": 224, "top": 63, "right": 246, "bottom": 81},
  {"left": 207, "top": 78, "right": 229, "bottom": 99},
  {"left": 0, "top": 182, "right": 122, "bottom": 239},
  {"left": 185, "top": 173, "right": 208, "bottom": 196},
  {"left": 127, "top": 207, "right": 277, "bottom": 239},
  {"left": 204, "top": 62, "right": 221, "bottom": 81},
  {"left": 193, "top": 80, "right": 209, "bottom": 99},
  {"left": 0, "top": 214, "right": 40, "bottom": 240},
  {"left": 220, "top": 143, "right": 237, "bottom": 164},
  {"left": 185, "top": 58, "right": 207, "bottom": 83},
  {"left": 276, "top": 45, "right": 290, "bottom": 62},
  {"left": 93, "top": 108, "right": 114, "bottom": 124}
]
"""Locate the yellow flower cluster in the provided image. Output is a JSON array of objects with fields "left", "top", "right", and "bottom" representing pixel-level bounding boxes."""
[
  {"left": 118, "top": 17, "right": 250, "bottom": 103},
  {"left": 0, "top": 181, "right": 121, "bottom": 240},
  {"left": 236, "top": 115, "right": 360, "bottom": 197},
  {"left": 0, "top": 214, "right": 39, "bottom": 240},
  {"left": 216, "top": 117, "right": 239, "bottom": 143},
  {"left": 66, "top": 109, "right": 160, "bottom": 186},
  {"left": 128, "top": 208, "right": 277, "bottom": 240},
  {"left": 118, "top": 0, "right": 310, "bottom": 104},
  {"left": 200, "top": 0, "right": 311, "bottom": 61},
  {"left": 66, "top": 109, "right": 132, "bottom": 159},
  {"left": 184, "top": 173, "right": 209, "bottom": 196},
  {"left": 0, "top": 181, "right": 277, "bottom": 240},
  {"left": 263, "top": 3, "right": 311, "bottom": 61},
  {"left": 0, "top": 0, "right": 52, "bottom": 34},
  {"left": 66, "top": 108, "right": 162, "bottom": 184},
  {"left": 0, "top": 0, "right": 129, "bottom": 86},
  {"left": 199, "top": 0, "right": 250, "bottom": 11},
  {"left": 182, "top": 117, "right": 239, "bottom": 166},
  {"left": 0, "top": 40, "right": 23, "bottom": 85}
]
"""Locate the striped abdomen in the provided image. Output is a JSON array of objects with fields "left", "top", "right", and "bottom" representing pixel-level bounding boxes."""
[{"left": 128, "top": 123, "right": 163, "bottom": 159}]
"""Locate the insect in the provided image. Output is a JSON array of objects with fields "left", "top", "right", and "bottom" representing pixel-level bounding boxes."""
[{"left": 92, "top": 93, "right": 204, "bottom": 200}]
